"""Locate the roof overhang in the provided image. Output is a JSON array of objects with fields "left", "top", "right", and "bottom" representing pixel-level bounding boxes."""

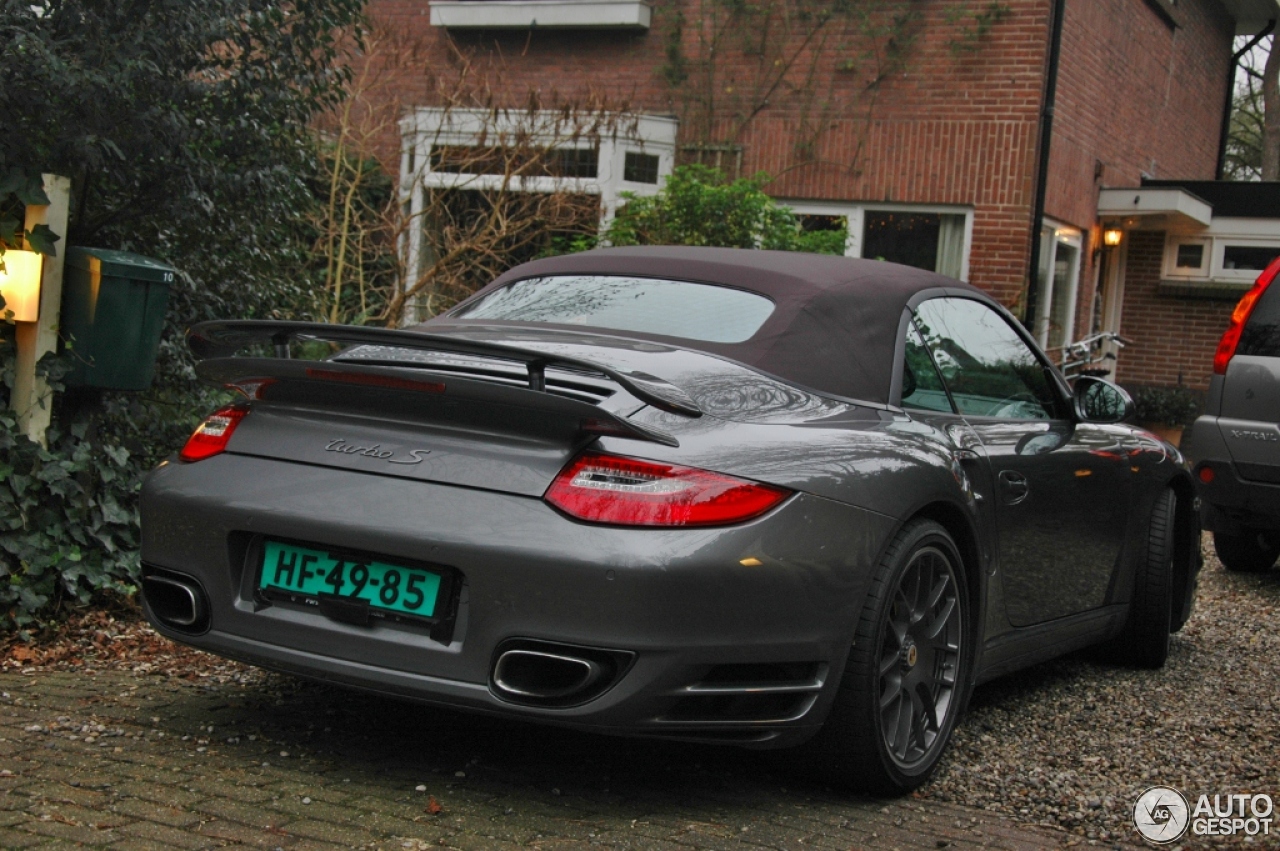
[
  {"left": 1220, "top": 0, "right": 1280, "bottom": 34},
  {"left": 1097, "top": 187, "right": 1214, "bottom": 231}
]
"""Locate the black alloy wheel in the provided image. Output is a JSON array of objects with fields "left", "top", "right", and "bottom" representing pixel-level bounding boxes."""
[
  {"left": 802, "top": 519, "right": 970, "bottom": 795},
  {"left": 876, "top": 541, "right": 965, "bottom": 770}
]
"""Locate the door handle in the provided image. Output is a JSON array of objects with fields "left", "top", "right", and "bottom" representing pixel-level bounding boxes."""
[{"left": 998, "top": 470, "right": 1029, "bottom": 505}]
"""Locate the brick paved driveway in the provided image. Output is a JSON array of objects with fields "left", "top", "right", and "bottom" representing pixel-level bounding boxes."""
[{"left": 0, "top": 668, "right": 1114, "bottom": 850}]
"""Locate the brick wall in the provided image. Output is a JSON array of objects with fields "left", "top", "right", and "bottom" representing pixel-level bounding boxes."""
[
  {"left": 1047, "top": 0, "right": 1234, "bottom": 342},
  {"left": 364, "top": 0, "right": 1053, "bottom": 306},
  {"left": 364, "top": 0, "right": 1235, "bottom": 318},
  {"left": 1114, "top": 230, "right": 1234, "bottom": 390}
]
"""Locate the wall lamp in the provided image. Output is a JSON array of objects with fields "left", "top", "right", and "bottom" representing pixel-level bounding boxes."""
[
  {"left": 1103, "top": 228, "right": 1124, "bottom": 247},
  {"left": 0, "top": 249, "right": 42, "bottom": 322}
]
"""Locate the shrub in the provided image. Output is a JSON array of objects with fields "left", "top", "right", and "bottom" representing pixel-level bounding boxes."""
[
  {"left": 1131, "top": 385, "right": 1200, "bottom": 427},
  {"left": 602, "top": 164, "right": 846, "bottom": 253},
  {"left": 0, "top": 0, "right": 365, "bottom": 631}
]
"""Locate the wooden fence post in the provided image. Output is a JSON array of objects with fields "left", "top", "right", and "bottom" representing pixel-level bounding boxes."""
[{"left": 10, "top": 174, "right": 71, "bottom": 447}]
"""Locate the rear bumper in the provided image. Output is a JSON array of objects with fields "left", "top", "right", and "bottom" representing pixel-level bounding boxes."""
[
  {"left": 140, "top": 454, "right": 896, "bottom": 747},
  {"left": 1184, "top": 417, "right": 1280, "bottom": 533}
]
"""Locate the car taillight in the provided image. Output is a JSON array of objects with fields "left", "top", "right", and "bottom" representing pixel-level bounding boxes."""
[
  {"left": 1214, "top": 256, "right": 1280, "bottom": 374},
  {"left": 544, "top": 452, "right": 791, "bottom": 527},
  {"left": 179, "top": 405, "right": 249, "bottom": 462}
]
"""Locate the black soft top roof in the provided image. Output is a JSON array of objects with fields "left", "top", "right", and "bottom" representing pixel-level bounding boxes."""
[{"left": 430, "top": 246, "right": 985, "bottom": 405}]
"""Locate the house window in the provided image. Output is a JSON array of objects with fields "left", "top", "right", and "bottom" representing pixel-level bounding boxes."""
[
  {"left": 800, "top": 214, "right": 846, "bottom": 233},
  {"left": 862, "top": 211, "right": 967, "bottom": 278},
  {"left": 863, "top": 211, "right": 939, "bottom": 270},
  {"left": 1163, "top": 235, "right": 1280, "bottom": 282},
  {"left": 623, "top": 152, "right": 660, "bottom": 184},
  {"left": 430, "top": 145, "right": 599, "bottom": 178},
  {"left": 1176, "top": 243, "right": 1205, "bottom": 269},
  {"left": 793, "top": 214, "right": 849, "bottom": 256},
  {"left": 429, "top": 0, "right": 653, "bottom": 30},
  {"left": 788, "top": 202, "right": 972, "bottom": 279},
  {"left": 552, "top": 148, "right": 600, "bottom": 179},
  {"left": 678, "top": 143, "right": 744, "bottom": 180},
  {"left": 399, "top": 108, "right": 677, "bottom": 322},
  {"left": 1222, "top": 244, "right": 1280, "bottom": 272},
  {"left": 1030, "top": 221, "right": 1082, "bottom": 352},
  {"left": 1164, "top": 237, "right": 1210, "bottom": 278}
]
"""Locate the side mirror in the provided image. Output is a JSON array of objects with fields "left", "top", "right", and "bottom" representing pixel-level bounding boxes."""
[{"left": 1072, "top": 376, "right": 1134, "bottom": 424}]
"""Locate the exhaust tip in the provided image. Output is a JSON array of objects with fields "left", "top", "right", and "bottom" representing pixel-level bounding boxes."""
[
  {"left": 141, "top": 568, "right": 210, "bottom": 634},
  {"left": 494, "top": 650, "right": 602, "bottom": 699},
  {"left": 490, "top": 639, "right": 633, "bottom": 708}
]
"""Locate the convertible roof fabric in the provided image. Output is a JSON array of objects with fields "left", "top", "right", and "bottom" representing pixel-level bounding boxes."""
[{"left": 429, "top": 246, "right": 986, "bottom": 405}]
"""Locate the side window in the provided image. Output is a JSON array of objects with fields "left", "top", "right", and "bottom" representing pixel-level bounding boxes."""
[
  {"left": 913, "top": 298, "right": 1060, "bottom": 420},
  {"left": 901, "top": 321, "right": 955, "bottom": 413},
  {"left": 1239, "top": 282, "right": 1280, "bottom": 358}
]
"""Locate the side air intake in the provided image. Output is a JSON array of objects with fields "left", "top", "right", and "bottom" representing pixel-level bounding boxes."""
[{"left": 657, "top": 661, "right": 828, "bottom": 724}]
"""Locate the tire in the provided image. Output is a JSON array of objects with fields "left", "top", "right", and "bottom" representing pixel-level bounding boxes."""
[
  {"left": 1113, "top": 488, "right": 1177, "bottom": 669},
  {"left": 1214, "top": 529, "right": 1279, "bottom": 573},
  {"left": 803, "top": 519, "right": 970, "bottom": 796}
]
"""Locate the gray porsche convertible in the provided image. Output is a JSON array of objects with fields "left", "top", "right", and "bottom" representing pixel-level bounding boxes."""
[{"left": 140, "top": 247, "right": 1200, "bottom": 794}]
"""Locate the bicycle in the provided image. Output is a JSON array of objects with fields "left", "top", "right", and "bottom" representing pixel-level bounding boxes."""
[{"left": 1055, "top": 331, "right": 1130, "bottom": 379}]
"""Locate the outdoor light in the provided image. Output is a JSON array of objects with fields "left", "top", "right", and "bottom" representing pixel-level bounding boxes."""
[
  {"left": 0, "top": 249, "right": 42, "bottom": 322},
  {"left": 1103, "top": 228, "right": 1123, "bottom": 247}
]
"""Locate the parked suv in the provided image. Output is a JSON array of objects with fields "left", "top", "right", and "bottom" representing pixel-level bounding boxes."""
[{"left": 1184, "top": 256, "right": 1280, "bottom": 572}]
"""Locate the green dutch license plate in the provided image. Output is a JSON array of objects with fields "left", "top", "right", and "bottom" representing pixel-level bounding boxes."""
[{"left": 259, "top": 540, "right": 441, "bottom": 619}]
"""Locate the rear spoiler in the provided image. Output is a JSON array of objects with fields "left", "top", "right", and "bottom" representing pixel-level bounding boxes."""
[{"left": 187, "top": 320, "right": 700, "bottom": 448}]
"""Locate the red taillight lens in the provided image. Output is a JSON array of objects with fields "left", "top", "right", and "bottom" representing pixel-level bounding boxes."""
[
  {"left": 179, "top": 405, "right": 249, "bottom": 462},
  {"left": 1214, "top": 256, "right": 1280, "bottom": 374},
  {"left": 544, "top": 452, "right": 791, "bottom": 527}
]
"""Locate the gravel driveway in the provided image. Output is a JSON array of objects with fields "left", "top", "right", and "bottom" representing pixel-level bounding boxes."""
[
  {"left": 923, "top": 537, "right": 1280, "bottom": 845},
  {"left": 0, "top": 536, "right": 1275, "bottom": 849}
]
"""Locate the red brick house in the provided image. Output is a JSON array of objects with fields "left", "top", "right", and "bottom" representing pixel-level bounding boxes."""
[
  {"left": 365, "top": 0, "right": 1279, "bottom": 392},
  {"left": 1098, "top": 180, "right": 1280, "bottom": 392}
]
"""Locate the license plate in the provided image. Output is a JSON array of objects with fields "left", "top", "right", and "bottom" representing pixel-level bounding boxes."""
[{"left": 258, "top": 540, "right": 442, "bottom": 620}]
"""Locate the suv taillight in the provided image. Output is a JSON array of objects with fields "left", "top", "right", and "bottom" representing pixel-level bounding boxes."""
[
  {"left": 179, "top": 405, "right": 249, "bottom": 462},
  {"left": 544, "top": 452, "right": 791, "bottom": 527},
  {"left": 1214, "top": 256, "right": 1280, "bottom": 374}
]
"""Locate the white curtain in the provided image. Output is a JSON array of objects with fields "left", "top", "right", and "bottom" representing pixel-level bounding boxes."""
[{"left": 934, "top": 214, "right": 966, "bottom": 279}]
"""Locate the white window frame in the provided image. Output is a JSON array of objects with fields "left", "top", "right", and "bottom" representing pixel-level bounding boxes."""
[
  {"left": 1032, "top": 219, "right": 1083, "bottom": 351},
  {"left": 398, "top": 107, "right": 677, "bottom": 321},
  {"left": 400, "top": 108, "right": 677, "bottom": 203},
  {"left": 1162, "top": 236, "right": 1211, "bottom": 278},
  {"left": 782, "top": 200, "right": 975, "bottom": 281},
  {"left": 1160, "top": 218, "right": 1280, "bottom": 286},
  {"left": 1212, "top": 237, "right": 1280, "bottom": 281},
  {"left": 429, "top": 0, "right": 653, "bottom": 30}
]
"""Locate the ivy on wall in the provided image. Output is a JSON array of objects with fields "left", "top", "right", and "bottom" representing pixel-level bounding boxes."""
[{"left": 659, "top": 0, "right": 1011, "bottom": 174}]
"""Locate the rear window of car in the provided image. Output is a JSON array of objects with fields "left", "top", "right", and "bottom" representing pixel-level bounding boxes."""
[
  {"left": 449, "top": 275, "right": 775, "bottom": 344},
  {"left": 1240, "top": 282, "right": 1280, "bottom": 358}
]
